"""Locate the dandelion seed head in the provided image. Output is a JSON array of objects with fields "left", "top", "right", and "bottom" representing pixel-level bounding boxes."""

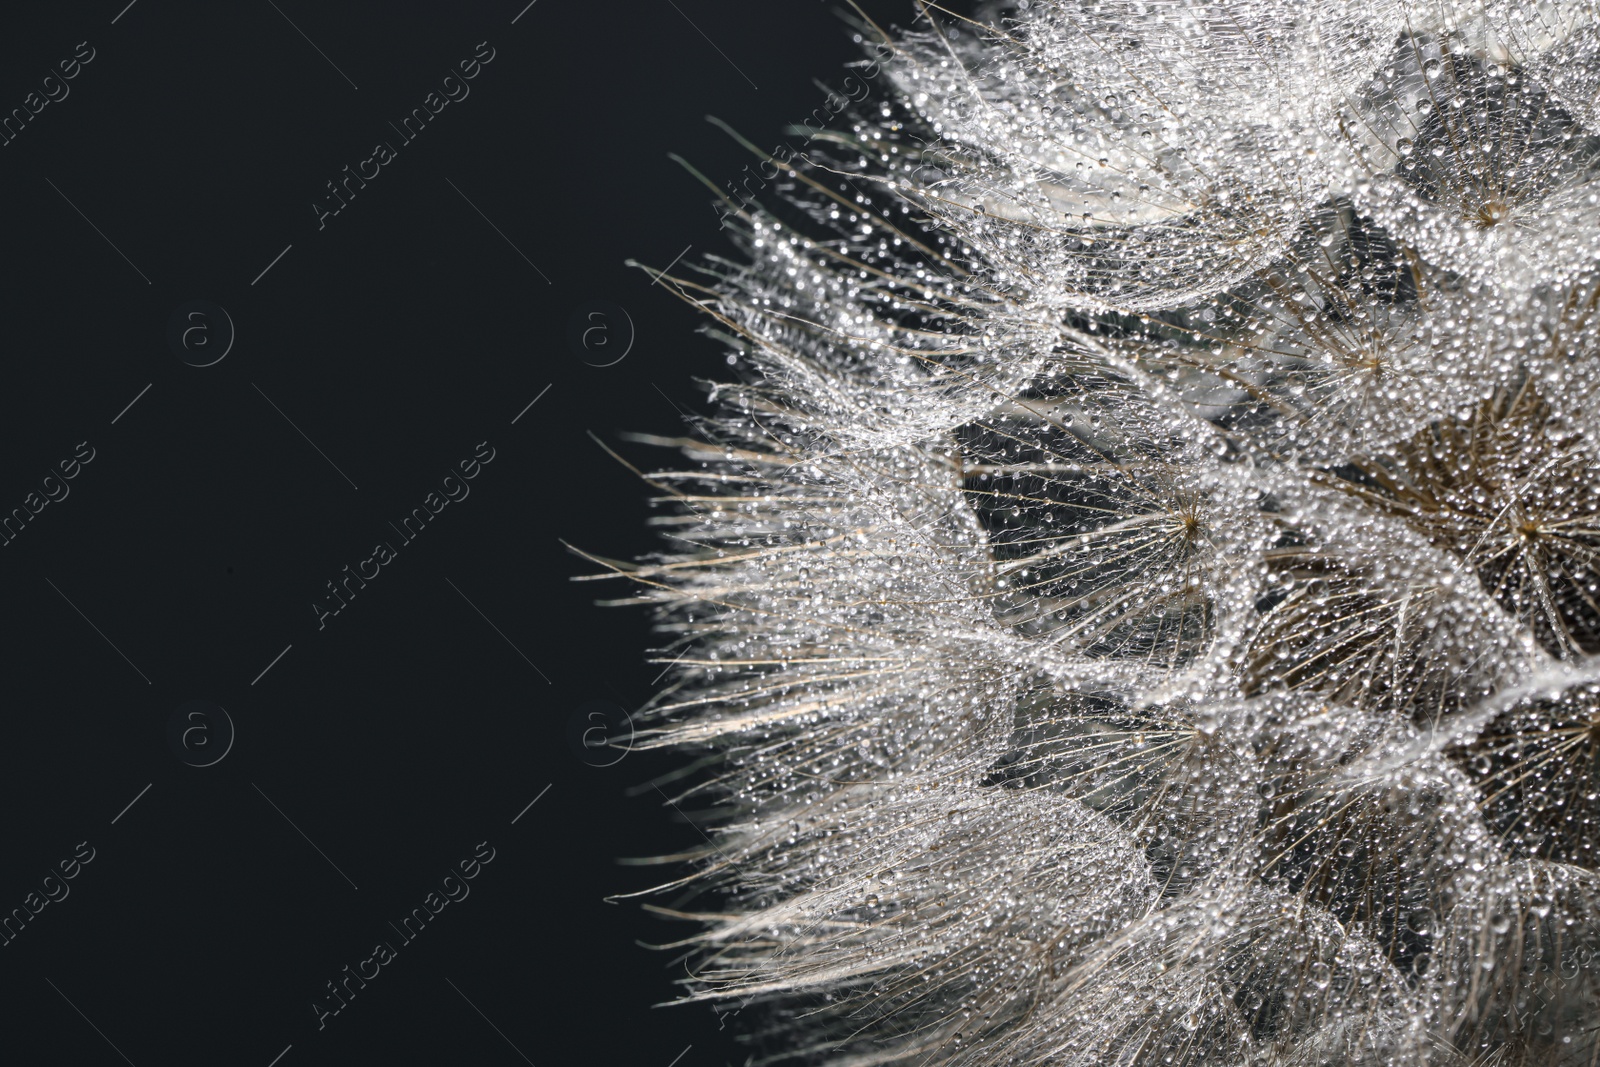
[{"left": 615, "top": 2, "right": 1600, "bottom": 1063}]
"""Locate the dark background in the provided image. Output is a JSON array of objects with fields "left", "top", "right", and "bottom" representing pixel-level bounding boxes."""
[{"left": 0, "top": 1, "right": 924, "bottom": 1064}]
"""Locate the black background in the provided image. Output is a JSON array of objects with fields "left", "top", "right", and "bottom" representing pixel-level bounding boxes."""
[{"left": 0, "top": 2, "right": 925, "bottom": 1064}]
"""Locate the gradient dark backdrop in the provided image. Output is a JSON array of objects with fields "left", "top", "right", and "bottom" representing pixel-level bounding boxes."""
[{"left": 0, "top": 2, "right": 936, "bottom": 1064}]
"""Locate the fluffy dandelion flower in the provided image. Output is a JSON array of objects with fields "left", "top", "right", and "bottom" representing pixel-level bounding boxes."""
[{"left": 592, "top": 2, "right": 1600, "bottom": 1063}]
